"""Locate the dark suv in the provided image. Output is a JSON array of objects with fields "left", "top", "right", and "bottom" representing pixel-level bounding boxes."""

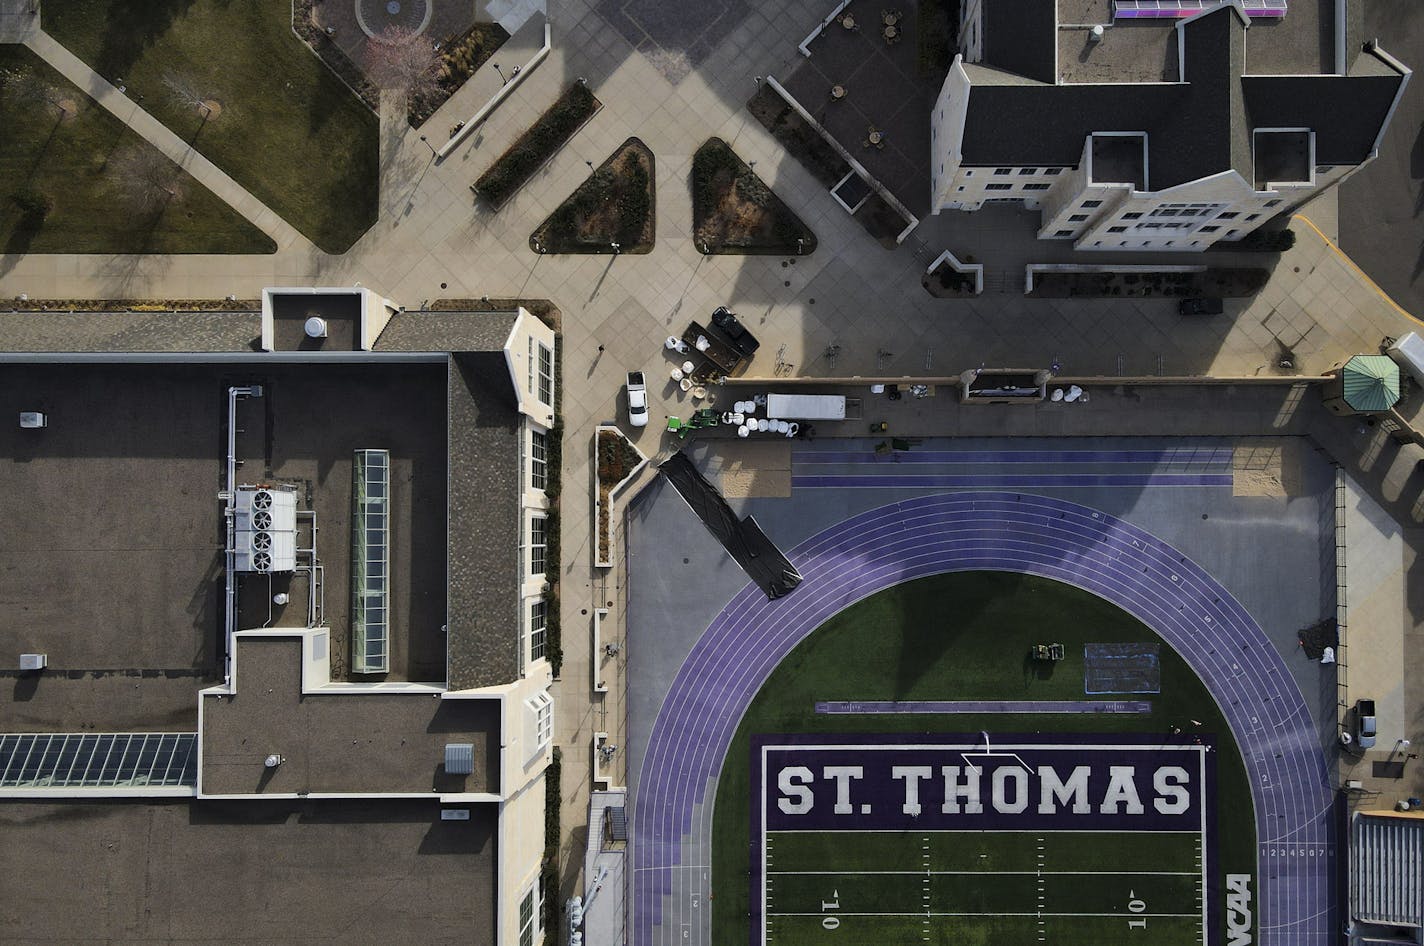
[
  {"left": 1178, "top": 297, "right": 1224, "bottom": 316},
  {"left": 711, "top": 306, "right": 760, "bottom": 356}
]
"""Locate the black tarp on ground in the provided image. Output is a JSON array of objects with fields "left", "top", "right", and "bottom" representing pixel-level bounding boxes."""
[{"left": 659, "top": 453, "right": 802, "bottom": 600}]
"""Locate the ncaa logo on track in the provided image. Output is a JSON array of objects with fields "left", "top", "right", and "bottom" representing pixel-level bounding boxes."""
[{"left": 1226, "top": 873, "right": 1252, "bottom": 945}]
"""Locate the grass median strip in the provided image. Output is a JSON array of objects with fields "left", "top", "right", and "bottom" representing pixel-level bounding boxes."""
[{"left": 472, "top": 81, "right": 601, "bottom": 210}]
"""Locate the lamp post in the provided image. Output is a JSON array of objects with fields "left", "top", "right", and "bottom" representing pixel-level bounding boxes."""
[
  {"left": 493, "top": 63, "right": 508, "bottom": 85},
  {"left": 418, "top": 134, "right": 436, "bottom": 156}
]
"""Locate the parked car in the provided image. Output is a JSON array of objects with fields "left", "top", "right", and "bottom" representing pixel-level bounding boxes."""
[
  {"left": 1355, "top": 699, "right": 1377, "bottom": 749},
  {"left": 711, "top": 306, "right": 760, "bottom": 356},
  {"left": 625, "top": 371, "right": 648, "bottom": 427},
  {"left": 1178, "top": 297, "right": 1224, "bottom": 316}
]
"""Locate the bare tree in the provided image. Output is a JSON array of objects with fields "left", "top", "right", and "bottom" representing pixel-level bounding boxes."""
[
  {"left": 108, "top": 146, "right": 185, "bottom": 216},
  {"left": 363, "top": 25, "right": 440, "bottom": 105},
  {"left": 162, "top": 70, "right": 215, "bottom": 119},
  {"left": 1, "top": 64, "right": 70, "bottom": 118}
]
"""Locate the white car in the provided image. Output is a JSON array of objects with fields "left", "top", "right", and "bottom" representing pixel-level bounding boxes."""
[{"left": 625, "top": 371, "right": 649, "bottom": 427}]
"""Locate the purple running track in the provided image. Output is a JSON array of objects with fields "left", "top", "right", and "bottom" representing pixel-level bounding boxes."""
[{"left": 630, "top": 492, "right": 1335, "bottom": 946}]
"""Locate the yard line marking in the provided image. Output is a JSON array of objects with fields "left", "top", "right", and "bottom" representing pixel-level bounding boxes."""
[
  {"left": 766, "top": 870, "right": 1201, "bottom": 876},
  {"left": 767, "top": 912, "right": 1202, "bottom": 918}
]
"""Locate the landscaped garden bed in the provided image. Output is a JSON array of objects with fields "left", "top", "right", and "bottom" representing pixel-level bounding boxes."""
[
  {"left": 854, "top": 191, "right": 910, "bottom": 248},
  {"left": 922, "top": 252, "right": 981, "bottom": 297},
  {"left": 406, "top": 23, "right": 509, "bottom": 127},
  {"left": 44, "top": 0, "right": 379, "bottom": 253},
  {"left": 917, "top": 0, "right": 960, "bottom": 77},
  {"left": 472, "top": 82, "right": 601, "bottom": 209},
  {"left": 1028, "top": 268, "right": 1270, "bottom": 298},
  {"left": 0, "top": 47, "right": 275, "bottom": 255},
  {"left": 530, "top": 138, "right": 654, "bottom": 255},
  {"left": 746, "top": 85, "right": 850, "bottom": 189},
  {"left": 293, "top": 0, "right": 381, "bottom": 112},
  {"left": 1230, "top": 227, "right": 1297, "bottom": 253},
  {"left": 691, "top": 137, "right": 816, "bottom": 255},
  {"left": 594, "top": 425, "right": 647, "bottom": 567}
]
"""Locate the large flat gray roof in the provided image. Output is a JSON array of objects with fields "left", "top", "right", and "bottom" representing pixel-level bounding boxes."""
[
  {"left": 202, "top": 635, "right": 499, "bottom": 795},
  {"left": 0, "top": 798, "right": 496, "bottom": 944}
]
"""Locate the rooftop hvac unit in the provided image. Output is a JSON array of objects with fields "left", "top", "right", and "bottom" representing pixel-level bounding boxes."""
[
  {"left": 233, "top": 486, "right": 300, "bottom": 573},
  {"left": 19, "top": 411, "right": 47, "bottom": 429},
  {"left": 19, "top": 653, "right": 47, "bottom": 671},
  {"left": 304, "top": 316, "right": 328, "bottom": 339},
  {"left": 445, "top": 743, "right": 474, "bottom": 776}
]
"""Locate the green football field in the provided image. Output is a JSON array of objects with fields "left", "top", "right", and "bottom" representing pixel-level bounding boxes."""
[
  {"left": 764, "top": 830, "right": 1205, "bottom": 946},
  {"left": 712, "top": 572, "right": 1255, "bottom": 946}
]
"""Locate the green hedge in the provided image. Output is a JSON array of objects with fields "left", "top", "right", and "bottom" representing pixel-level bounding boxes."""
[
  {"left": 542, "top": 746, "right": 562, "bottom": 938},
  {"left": 473, "top": 82, "right": 600, "bottom": 209}
]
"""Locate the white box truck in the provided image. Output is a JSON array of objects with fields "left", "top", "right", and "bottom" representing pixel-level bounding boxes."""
[
  {"left": 1386, "top": 332, "right": 1424, "bottom": 388},
  {"left": 766, "top": 393, "right": 847, "bottom": 420}
]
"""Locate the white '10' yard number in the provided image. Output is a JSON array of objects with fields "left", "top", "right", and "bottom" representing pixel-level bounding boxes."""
[
  {"left": 1127, "top": 889, "right": 1147, "bottom": 930},
  {"left": 821, "top": 890, "right": 840, "bottom": 930}
]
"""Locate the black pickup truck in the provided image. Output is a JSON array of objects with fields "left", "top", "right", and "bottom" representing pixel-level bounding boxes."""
[{"left": 711, "top": 306, "right": 760, "bottom": 357}]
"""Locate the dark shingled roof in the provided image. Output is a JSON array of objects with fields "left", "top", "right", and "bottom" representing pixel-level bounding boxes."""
[
  {"left": 1243, "top": 71, "right": 1403, "bottom": 165},
  {"left": 375, "top": 310, "right": 518, "bottom": 353},
  {"left": 0, "top": 310, "right": 259, "bottom": 352},
  {"left": 961, "top": 6, "right": 1405, "bottom": 190},
  {"left": 445, "top": 352, "right": 523, "bottom": 690},
  {"left": 982, "top": 0, "right": 1057, "bottom": 84}
]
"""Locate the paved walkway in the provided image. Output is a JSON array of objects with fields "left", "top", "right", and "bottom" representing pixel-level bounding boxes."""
[
  {"left": 0, "top": 0, "right": 38, "bottom": 43},
  {"left": 19, "top": 29, "right": 314, "bottom": 254}
]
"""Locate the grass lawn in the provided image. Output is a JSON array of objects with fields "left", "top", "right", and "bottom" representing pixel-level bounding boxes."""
[
  {"left": 44, "top": 0, "right": 379, "bottom": 253},
  {"left": 712, "top": 570, "right": 1255, "bottom": 944},
  {"left": 0, "top": 47, "right": 274, "bottom": 255}
]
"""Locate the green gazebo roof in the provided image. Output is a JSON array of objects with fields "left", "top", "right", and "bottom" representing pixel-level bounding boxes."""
[{"left": 1340, "top": 354, "right": 1401, "bottom": 413}]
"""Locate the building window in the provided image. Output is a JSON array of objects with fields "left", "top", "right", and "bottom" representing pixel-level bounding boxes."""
[
  {"left": 530, "top": 430, "right": 547, "bottom": 491},
  {"left": 1069, "top": 214, "right": 1088, "bottom": 222},
  {"left": 1082, "top": 200, "right": 1103, "bottom": 208},
  {"left": 1218, "top": 212, "right": 1238, "bottom": 219},
  {"left": 1054, "top": 229, "right": 1073, "bottom": 237},
  {"left": 1227, "top": 230, "right": 1240, "bottom": 238},
  {"left": 1024, "top": 183, "right": 1051, "bottom": 191},
  {"left": 536, "top": 343, "right": 553, "bottom": 405},
  {"left": 1108, "top": 226, "right": 1126, "bottom": 233},
  {"left": 518, "top": 880, "right": 543, "bottom": 946},
  {"left": 1123, "top": 212, "right": 1142, "bottom": 220},
  {"left": 1200, "top": 225, "right": 1220, "bottom": 233},
  {"left": 986, "top": 183, "right": 1012, "bottom": 191},
  {"left": 994, "top": 168, "right": 1011, "bottom": 175},
  {"left": 1045, "top": 168, "right": 1062, "bottom": 176},
  {"left": 957, "top": 186, "right": 966, "bottom": 192},
  {"left": 965, "top": 170, "right": 974, "bottom": 177},
  {"left": 530, "top": 516, "right": 547, "bottom": 576},
  {"left": 528, "top": 691, "right": 553, "bottom": 751},
  {"left": 530, "top": 599, "right": 547, "bottom": 662},
  {"left": 1245, "top": 214, "right": 1260, "bottom": 221},
  {"left": 1264, "top": 199, "right": 1282, "bottom": 207},
  {"left": 1018, "top": 168, "right": 1038, "bottom": 175}
]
